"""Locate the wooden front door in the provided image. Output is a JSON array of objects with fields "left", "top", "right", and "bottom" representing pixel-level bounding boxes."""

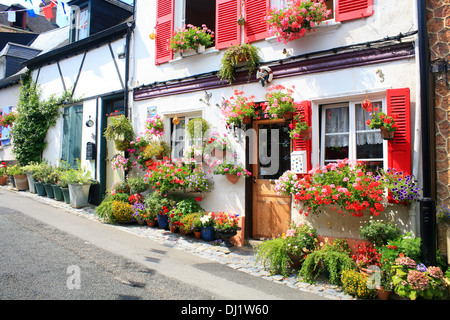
[
  {"left": 61, "top": 105, "right": 83, "bottom": 168},
  {"left": 252, "top": 119, "right": 292, "bottom": 239}
]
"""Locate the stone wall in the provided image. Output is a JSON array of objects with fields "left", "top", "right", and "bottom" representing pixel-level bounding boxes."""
[{"left": 427, "top": 0, "right": 450, "bottom": 258}]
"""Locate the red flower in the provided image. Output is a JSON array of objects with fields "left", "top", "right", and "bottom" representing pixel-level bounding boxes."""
[{"left": 196, "top": 196, "right": 202, "bottom": 202}]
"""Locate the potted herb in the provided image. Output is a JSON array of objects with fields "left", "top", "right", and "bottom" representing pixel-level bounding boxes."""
[
  {"left": 218, "top": 43, "right": 262, "bottom": 84},
  {"left": 169, "top": 24, "right": 214, "bottom": 56},
  {"left": 213, "top": 162, "right": 252, "bottom": 184},
  {"left": 265, "top": 0, "right": 331, "bottom": 44},
  {"left": 221, "top": 90, "right": 257, "bottom": 125}
]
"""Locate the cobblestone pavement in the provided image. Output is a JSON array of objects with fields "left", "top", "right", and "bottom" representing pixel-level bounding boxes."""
[{"left": 0, "top": 186, "right": 354, "bottom": 300}]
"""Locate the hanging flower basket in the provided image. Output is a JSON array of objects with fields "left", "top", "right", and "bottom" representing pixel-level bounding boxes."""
[
  {"left": 226, "top": 174, "right": 240, "bottom": 184},
  {"left": 380, "top": 126, "right": 395, "bottom": 140},
  {"left": 283, "top": 112, "right": 293, "bottom": 120}
]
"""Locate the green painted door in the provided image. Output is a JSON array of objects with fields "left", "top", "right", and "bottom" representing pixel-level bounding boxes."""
[{"left": 62, "top": 105, "right": 83, "bottom": 168}]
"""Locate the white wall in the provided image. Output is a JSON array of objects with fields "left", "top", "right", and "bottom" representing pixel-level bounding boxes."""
[
  {"left": 0, "top": 84, "right": 20, "bottom": 161},
  {"left": 37, "top": 37, "right": 127, "bottom": 178}
]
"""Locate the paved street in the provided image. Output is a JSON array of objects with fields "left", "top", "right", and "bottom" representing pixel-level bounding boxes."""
[{"left": 0, "top": 187, "right": 330, "bottom": 303}]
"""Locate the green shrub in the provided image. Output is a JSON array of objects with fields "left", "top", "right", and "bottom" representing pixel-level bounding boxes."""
[
  {"left": 359, "top": 220, "right": 402, "bottom": 247},
  {"left": 255, "top": 238, "right": 291, "bottom": 277},
  {"left": 341, "top": 269, "right": 377, "bottom": 299}
]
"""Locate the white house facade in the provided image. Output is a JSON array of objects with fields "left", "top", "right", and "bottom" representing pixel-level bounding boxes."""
[{"left": 130, "top": 0, "right": 424, "bottom": 245}]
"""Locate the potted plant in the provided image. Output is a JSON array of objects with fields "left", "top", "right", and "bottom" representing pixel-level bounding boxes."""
[
  {"left": 186, "top": 117, "right": 210, "bottom": 140},
  {"left": 362, "top": 99, "right": 398, "bottom": 140},
  {"left": 218, "top": 43, "right": 262, "bottom": 84},
  {"left": 142, "top": 139, "right": 171, "bottom": 160},
  {"left": 185, "top": 168, "right": 214, "bottom": 193},
  {"left": 169, "top": 24, "right": 214, "bottom": 56},
  {"left": 61, "top": 160, "right": 93, "bottom": 208},
  {"left": 0, "top": 161, "right": 7, "bottom": 185},
  {"left": 127, "top": 175, "right": 149, "bottom": 194},
  {"left": 221, "top": 90, "right": 257, "bottom": 125},
  {"left": 0, "top": 111, "right": 17, "bottom": 128},
  {"left": 213, "top": 162, "right": 252, "bottom": 184},
  {"left": 104, "top": 114, "right": 135, "bottom": 147},
  {"left": 391, "top": 256, "right": 447, "bottom": 300},
  {"left": 378, "top": 168, "right": 422, "bottom": 204},
  {"left": 180, "top": 211, "right": 205, "bottom": 235},
  {"left": 289, "top": 113, "right": 311, "bottom": 140},
  {"left": 6, "top": 164, "right": 17, "bottom": 187},
  {"left": 341, "top": 269, "right": 377, "bottom": 299},
  {"left": 213, "top": 212, "right": 241, "bottom": 247},
  {"left": 111, "top": 200, "right": 134, "bottom": 224},
  {"left": 31, "top": 163, "right": 48, "bottom": 197},
  {"left": 170, "top": 197, "right": 204, "bottom": 233},
  {"left": 144, "top": 115, "right": 165, "bottom": 138},
  {"left": 262, "top": 84, "right": 297, "bottom": 120},
  {"left": 203, "top": 131, "right": 231, "bottom": 159},
  {"left": 199, "top": 212, "right": 216, "bottom": 241},
  {"left": 21, "top": 161, "right": 42, "bottom": 194},
  {"left": 264, "top": 0, "right": 331, "bottom": 44}
]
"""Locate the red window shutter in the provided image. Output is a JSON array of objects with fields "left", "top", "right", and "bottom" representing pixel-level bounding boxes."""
[
  {"left": 335, "top": 0, "right": 373, "bottom": 22},
  {"left": 387, "top": 88, "right": 411, "bottom": 175},
  {"left": 216, "top": 0, "right": 241, "bottom": 50},
  {"left": 244, "top": 0, "right": 269, "bottom": 43},
  {"left": 292, "top": 101, "right": 312, "bottom": 173},
  {"left": 155, "top": 0, "right": 174, "bottom": 65}
]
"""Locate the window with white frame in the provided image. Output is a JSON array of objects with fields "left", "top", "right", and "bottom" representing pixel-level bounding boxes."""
[
  {"left": 168, "top": 113, "right": 203, "bottom": 160},
  {"left": 320, "top": 99, "right": 384, "bottom": 172}
]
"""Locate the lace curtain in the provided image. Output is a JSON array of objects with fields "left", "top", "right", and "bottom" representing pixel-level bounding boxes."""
[{"left": 325, "top": 103, "right": 383, "bottom": 147}]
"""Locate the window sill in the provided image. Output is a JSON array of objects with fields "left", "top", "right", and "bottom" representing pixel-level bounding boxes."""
[
  {"left": 265, "top": 20, "right": 341, "bottom": 44},
  {"left": 169, "top": 47, "right": 221, "bottom": 65}
]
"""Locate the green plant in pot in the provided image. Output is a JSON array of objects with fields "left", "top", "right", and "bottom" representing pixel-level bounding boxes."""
[
  {"left": 142, "top": 139, "right": 171, "bottom": 160},
  {"left": 218, "top": 43, "right": 262, "bottom": 85},
  {"left": 104, "top": 114, "right": 135, "bottom": 150},
  {"left": 186, "top": 117, "right": 211, "bottom": 141},
  {"left": 21, "top": 161, "right": 42, "bottom": 193},
  {"left": 61, "top": 159, "right": 93, "bottom": 208}
]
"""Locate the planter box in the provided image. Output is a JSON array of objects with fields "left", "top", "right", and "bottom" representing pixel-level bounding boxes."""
[
  {"left": 61, "top": 187, "right": 70, "bottom": 204},
  {"left": 69, "top": 183, "right": 91, "bottom": 208},
  {"left": 14, "top": 175, "right": 28, "bottom": 191},
  {"left": 180, "top": 45, "right": 205, "bottom": 57},
  {"left": 52, "top": 184, "right": 64, "bottom": 201},
  {"left": 43, "top": 183, "right": 54, "bottom": 198},
  {"left": 35, "top": 182, "right": 47, "bottom": 197}
]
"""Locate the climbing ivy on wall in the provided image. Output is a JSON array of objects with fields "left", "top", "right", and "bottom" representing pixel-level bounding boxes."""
[{"left": 11, "top": 71, "right": 76, "bottom": 166}]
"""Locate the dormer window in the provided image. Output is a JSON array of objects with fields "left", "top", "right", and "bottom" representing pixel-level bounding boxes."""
[{"left": 70, "top": 5, "right": 90, "bottom": 42}]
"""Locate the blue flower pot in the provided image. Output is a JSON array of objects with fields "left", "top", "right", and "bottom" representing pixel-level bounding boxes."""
[
  {"left": 157, "top": 214, "right": 169, "bottom": 229},
  {"left": 201, "top": 226, "right": 216, "bottom": 241},
  {"left": 35, "top": 182, "right": 47, "bottom": 197}
]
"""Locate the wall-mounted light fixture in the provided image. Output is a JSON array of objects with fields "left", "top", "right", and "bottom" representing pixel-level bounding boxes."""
[{"left": 117, "top": 45, "right": 126, "bottom": 59}]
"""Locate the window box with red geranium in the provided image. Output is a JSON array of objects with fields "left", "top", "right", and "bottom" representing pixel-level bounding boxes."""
[{"left": 264, "top": 0, "right": 332, "bottom": 44}]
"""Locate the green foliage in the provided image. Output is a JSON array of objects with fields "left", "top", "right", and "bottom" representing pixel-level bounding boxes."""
[
  {"left": 218, "top": 43, "right": 262, "bottom": 84},
  {"left": 111, "top": 200, "right": 133, "bottom": 223},
  {"left": 359, "top": 219, "right": 402, "bottom": 247},
  {"left": 180, "top": 212, "right": 205, "bottom": 232},
  {"left": 127, "top": 175, "right": 149, "bottom": 194},
  {"left": 6, "top": 164, "right": 24, "bottom": 176},
  {"left": 104, "top": 114, "right": 135, "bottom": 142},
  {"left": 254, "top": 237, "right": 291, "bottom": 277},
  {"left": 59, "top": 159, "right": 92, "bottom": 185},
  {"left": 11, "top": 71, "right": 76, "bottom": 166},
  {"left": 298, "top": 239, "right": 356, "bottom": 285},
  {"left": 186, "top": 118, "right": 210, "bottom": 140}
]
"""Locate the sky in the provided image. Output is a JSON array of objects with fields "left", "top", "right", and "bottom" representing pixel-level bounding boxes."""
[{"left": 0, "top": 0, "right": 134, "bottom": 27}]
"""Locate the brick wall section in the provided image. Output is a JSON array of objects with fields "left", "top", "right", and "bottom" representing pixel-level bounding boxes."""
[
  {"left": 427, "top": 0, "right": 449, "bottom": 204},
  {"left": 426, "top": 0, "right": 450, "bottom": 258}
]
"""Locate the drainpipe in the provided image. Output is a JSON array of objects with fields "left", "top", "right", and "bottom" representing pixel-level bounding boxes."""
[
  {"left": 124, "top": 20, "right": 135, "bottom": 118},
  {"left": 417, "top": 0, "right": 436, "bottom": 266}
]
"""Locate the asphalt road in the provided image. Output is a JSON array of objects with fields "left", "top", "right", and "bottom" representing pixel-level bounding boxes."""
[{"left": 0, "top": 188, "right": 326, "bottom": 303}]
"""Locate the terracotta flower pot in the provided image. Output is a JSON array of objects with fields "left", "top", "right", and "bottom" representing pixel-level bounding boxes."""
[
  {"left": 300, "top": 127, "right": 312, "bottom": 140},
  {"left": 377, "top": 287, "right": 391, "bottom": 300},
  {"left": 194, "top": 231, "right": 201, "bottom": 239},
  {"left": 283, "top": 112, "right": 293, "bottom": 120},
  {"left": 0, "top": 176, "right": 7, "bottom": 185},
  {"left": 146, "top": 219, "right": 156, "bottom": 227},
  {"left": 380, "top": 126, "right": 395, "bottom": 140},
  {"left": 242, "top": 116, "right": 251, "bottom": 124},
  {"left": 226, "top": 174, "right": 240, "bottom": 184}
]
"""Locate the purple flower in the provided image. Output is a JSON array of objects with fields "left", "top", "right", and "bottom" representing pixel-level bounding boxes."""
[{"left": 416, "top": 263, "right": 427, "bottom": 272}]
